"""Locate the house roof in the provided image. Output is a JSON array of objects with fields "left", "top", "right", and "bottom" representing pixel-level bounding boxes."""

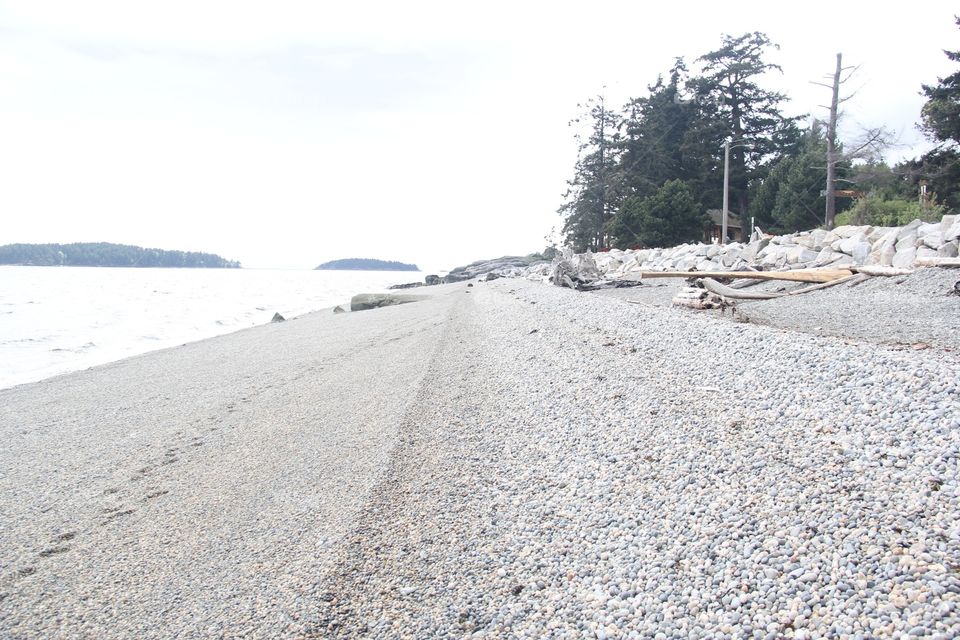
[{"left": 705, "top": 209, "right": 742, "bottom": 227}]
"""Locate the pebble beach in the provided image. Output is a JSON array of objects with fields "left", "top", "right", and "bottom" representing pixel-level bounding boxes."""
[{"left": 1, "top": 276, "right": 958, "bottom": 638}]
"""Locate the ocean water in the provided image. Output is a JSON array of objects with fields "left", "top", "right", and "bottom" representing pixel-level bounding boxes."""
[{"left": 0, "top": 266, "right": 421, "bottom": 390}]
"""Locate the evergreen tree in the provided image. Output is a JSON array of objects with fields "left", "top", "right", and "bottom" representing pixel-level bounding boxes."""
[
  {"left": 920, "top": 17, "right": 960, "bottom": 146},
  {"left": 748, "top": 124, "right": 851, "bottom": 233},
  {"left": 617, "top": 59, "right": 724, "bottom": 219},
  {"left": 609, "top": 179, "right": 706, "bottom": 248},
  {"left": 905, "top": 16, "right": 960, "bottom": 211},
  {"left": 558, "top": 95, "right": 621, "bottom": 251},
  {"left": 687, "top": 32, "right": 804, "bottom": 217}
]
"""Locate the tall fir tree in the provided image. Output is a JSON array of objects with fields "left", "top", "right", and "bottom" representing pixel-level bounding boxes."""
[
  {"left": 558, "top": 95, "right": 621, "bottom": 251},
  {"left": 687, "top": 32, "right": 804, "bottom": 217}
]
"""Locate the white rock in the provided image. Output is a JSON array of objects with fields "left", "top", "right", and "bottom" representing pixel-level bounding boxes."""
[
  {"left": 921, "top": 230, "right": 943, "bottom": 249},
  {"left": 868, "top": 226, "right": 895, "bottom": 243},
  {"left": 945, "top": 219, "right": 960, "bottom": 243},
  {"left": 896, "top": 219, "right": 923, "bottom": 240},
  {"left": 720, "top": 249, "right": 743, "bottom": 268},
  {"left": 892, "top": 246, "right": 917, "bottom": 269},
  {"left": 939, "top": 214, "right": 957, "bottom": 237},
  {"left": 833, "top": 224, "right": 872, "bottom": 239},
  {"left": 786, "top": 246, "right": 819, "bottom": 265}
]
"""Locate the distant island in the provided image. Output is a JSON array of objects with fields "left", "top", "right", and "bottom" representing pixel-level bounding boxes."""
[
  {"left": 0, "top": 242, "right": 241, "bottom": 268},
  {"left": 315, "top": 258, "right": 419, "bottom": 271}
]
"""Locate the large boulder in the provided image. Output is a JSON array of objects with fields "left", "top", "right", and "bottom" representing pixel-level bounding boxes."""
[
  {"left": 350, "top": 293, "right": 425, "bottom": 312},
  {"left": 892, "top": 246, "right": 917, "bottom": 269},
  {"left": 944, "top": 217, "right": 960, "bottom": 244},
  {"left": 938, "top": 241, "right": 959, "bottom": 258}
]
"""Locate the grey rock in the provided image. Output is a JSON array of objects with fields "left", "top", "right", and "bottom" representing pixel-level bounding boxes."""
[
  {"left": 892, "top": 246, "right": 917, "bottom": 269},
  {"left": 938, "top": 241, "right": 959, "bottom": 258},
  {"left": 349, "top": 293, "right": 424, "bottom": 312},
  {"left": 271, "top": 312, "right": 285, "bottom": 322}
]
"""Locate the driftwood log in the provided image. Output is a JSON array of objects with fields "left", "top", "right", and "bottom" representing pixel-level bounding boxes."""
[
  {"left": 698, "top": 274, "right": 866, "bottom": 300},
  {"left": 619, "top": 268, "right": 854, "bottom": 284},
  {"left": 914, "top": 257, "right": 960, "bottom": 268},
  {"left": 671, "top": 287, "right": 724, "bottom": 309},
  {"left": 851, "top": 265, "right": 914, "bottom": 276}
]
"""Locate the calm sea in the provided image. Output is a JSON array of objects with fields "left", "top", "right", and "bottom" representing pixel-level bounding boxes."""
[{"left": 0, "top": 266, "right": 422, "bottom": 390}]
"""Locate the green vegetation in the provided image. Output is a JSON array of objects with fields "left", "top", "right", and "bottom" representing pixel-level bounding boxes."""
[
  {"left": 835, "top": 195, "right": 944, "bottom": 228},
  {"left": 610, "top": 180, "right": 706, "bottom": 248},
  {"left": 558, "top": 20, "right": 960, "bottom": 250},
  {"left": 314, "top": 258, "right": 419, "bottom": 271},
  {"left": 0, "top": 243, "right": 240, "bottom": 268}
]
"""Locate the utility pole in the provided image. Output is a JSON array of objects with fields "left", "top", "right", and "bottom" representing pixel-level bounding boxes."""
[
  {"left": 722, "top": 140, "right": 730, "bottom": 245},
  {"left": 597, "top": 93, "right": 606, "bottom": 251},
  {"left": 824, "top": 53, "right": 842, "bottom": 230}
]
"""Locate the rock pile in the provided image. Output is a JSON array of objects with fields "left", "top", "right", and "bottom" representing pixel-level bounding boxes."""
[{"left": 521, "top": 215, "right": 960, "bottom": 281}]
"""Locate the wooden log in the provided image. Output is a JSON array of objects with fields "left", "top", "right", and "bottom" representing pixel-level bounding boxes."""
[
  {"left": 915, "top": 257, "right": 960, "bottom": 268},
  {"left": 851, "top": 265, "right": 914, "bottom": 276},
  {"left": 618, "top": 268, "right": 854, "bottom": 284},
  {"left": 698, "top": 273, "right": 865, "bottom": 300},
  {"left": 672, "top": 298, "right": 721, "bottom": 310}
]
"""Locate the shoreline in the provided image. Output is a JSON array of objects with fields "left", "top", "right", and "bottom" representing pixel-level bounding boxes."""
[
  {"left": 1, "top": 279, "right": 958, "bottom": 638},
  {"left": 0, "top": 267, "right": 423, "bottom": 391}
]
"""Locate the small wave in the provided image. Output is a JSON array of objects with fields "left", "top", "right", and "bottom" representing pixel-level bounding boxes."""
[
  {"left": 51, "top": 342, "right": 96, "bottom": 353},
  {"left": 140, "top": 335, "right": 162, "bottom": 341}
]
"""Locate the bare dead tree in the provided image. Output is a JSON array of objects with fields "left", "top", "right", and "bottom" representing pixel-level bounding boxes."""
[{"left": 811, "top": 53, "right": 894, "bottom": 228}]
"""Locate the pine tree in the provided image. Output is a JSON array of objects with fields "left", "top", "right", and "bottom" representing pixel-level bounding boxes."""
[
  {"left": 687, "top": 32, "right": 804, "bottom": 217},
  {"left": 558, "top": 95, "right": 621, "bottom": 251}
]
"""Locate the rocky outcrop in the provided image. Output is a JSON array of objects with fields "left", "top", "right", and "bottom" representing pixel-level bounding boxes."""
[
  {"left": 350, "top": 293, "right": 424, "bottom": 312},
  {"left": 519, "top": 215, "right": 960, "bottom": 283},
  {"left": 444, "top": 256, "right": 548, "bottom": 282},
  {"left": 271, "top": 312, "right": 285, "bottom": 322}
]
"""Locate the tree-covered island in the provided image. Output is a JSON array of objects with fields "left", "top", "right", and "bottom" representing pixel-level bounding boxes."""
[
  {"left": 0, "top": 243, "right": 241, "bottom": 268},
  {"left": 315, "top": 258, "right": 419, "bottom": 271}
]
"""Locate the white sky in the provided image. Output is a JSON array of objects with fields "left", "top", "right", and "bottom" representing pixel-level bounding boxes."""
[{"left": 0, "top": 1, "right": 956, "bottom": 271}]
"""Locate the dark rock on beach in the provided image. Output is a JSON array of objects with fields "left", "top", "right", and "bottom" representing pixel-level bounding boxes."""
[{"left": 350, "top": 293, "right": 424, "bottom": 312}]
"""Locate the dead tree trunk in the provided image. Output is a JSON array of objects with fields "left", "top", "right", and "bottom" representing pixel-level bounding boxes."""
[{"left": 825, "top": 53, "right": 841, "bottom": 230}]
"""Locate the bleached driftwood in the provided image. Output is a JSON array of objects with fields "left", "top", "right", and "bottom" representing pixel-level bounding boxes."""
[
  {"left": 620, "top": 267, "right": 854, "bottom": 284},
  {"left": 851, "top": 265, "right": 914, "bottom": 276},
  {"left": 914, "top": 257, "right": 960, "bottom": 268},
  {"left": 671, "top": 287, "right": 724, "bottom": 309},
  {"left": 698, "top": 274, "right": 866, "bottom": 301}
]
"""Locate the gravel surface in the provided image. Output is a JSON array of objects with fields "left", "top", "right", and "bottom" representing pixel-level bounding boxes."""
[
  {"left": 591, "top": 267, "right": 960, "bottom": 350},
  {"left": 736, "top": 268, "right": 960, "bottom": 350},
  {"left": 3, "top": 276, "right": 959, "bottom": 639},
  {"left": 316, "top": 278, "right": 960, "bottom": 639},
  {"left": 0, "top": 288, "right": 460, "bottom": 638}
]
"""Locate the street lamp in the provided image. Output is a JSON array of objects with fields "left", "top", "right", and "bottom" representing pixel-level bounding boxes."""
[{"left": 722, "top": 139, "right": 749, "bottom": 245}]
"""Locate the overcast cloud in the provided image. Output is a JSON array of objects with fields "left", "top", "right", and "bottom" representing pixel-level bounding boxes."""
[{"left": 0, "top": 1, "right": 956, "bottom": 271}]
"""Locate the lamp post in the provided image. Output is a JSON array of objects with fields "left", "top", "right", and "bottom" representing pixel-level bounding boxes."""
[
  {"left": 722, "top": 141, "right": 730, "bottom": 245},
  {"left": 721, "top": 139, "right": 748, "bottom": 245}
]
